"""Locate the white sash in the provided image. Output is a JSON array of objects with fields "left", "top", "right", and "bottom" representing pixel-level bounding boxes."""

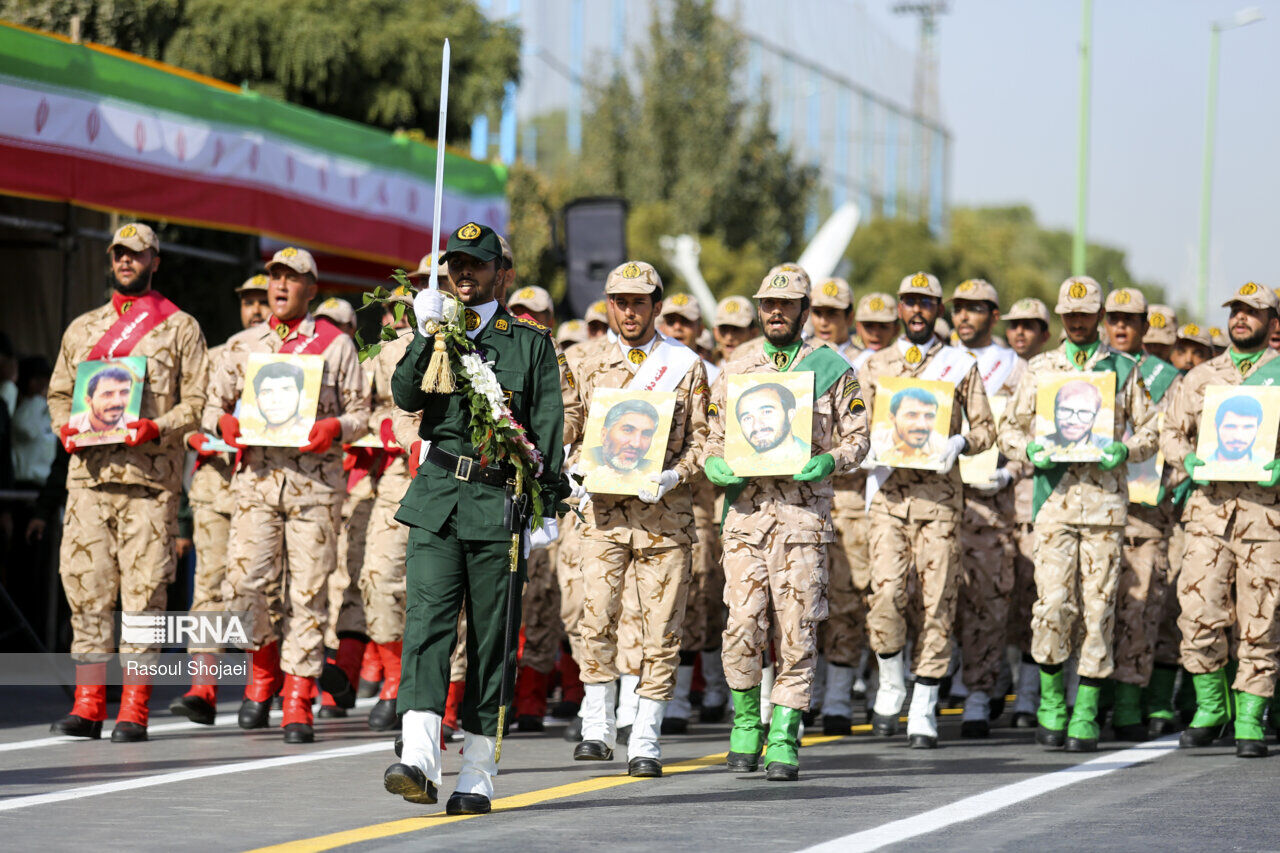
[
  {"left": 970, "top": 344, "right": 1018, "bottom": 396},
  {"left": 625, "top": 335, "right": 700, "bottom": 393}
]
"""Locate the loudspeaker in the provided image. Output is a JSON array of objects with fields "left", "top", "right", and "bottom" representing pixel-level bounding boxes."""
[{"left": 563, "top": 197, "right": 627, "bottom": 319}]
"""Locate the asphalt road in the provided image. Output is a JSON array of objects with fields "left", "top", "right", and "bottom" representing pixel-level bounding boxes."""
[{"left": 1, "top": 685, "right": 1275, "bottom": 852}]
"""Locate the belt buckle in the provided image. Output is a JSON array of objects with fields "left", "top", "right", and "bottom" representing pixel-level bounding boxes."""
[{"left": 454, "top": 455, "right": 474, "bottom": 482}]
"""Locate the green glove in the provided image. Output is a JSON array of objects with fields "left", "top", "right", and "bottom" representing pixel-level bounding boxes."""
[
  {"left": 1258, "top": 459, "right": 1280, "bottom": 489},
  {"left": 1026, "top": 442, "right": 1056, "bottom": 471},
  {"left": 705, "top": 456, "right": 745, "bottom": 487},
  {"left": 1098, "top": 441, "right": 1129, "bottom": 471},
  {"left": 1184, "top": 452, "right": 1209, "bottom": 486},
  {"left": 794, "top": 453, "right": 836, "bottom": 483}
]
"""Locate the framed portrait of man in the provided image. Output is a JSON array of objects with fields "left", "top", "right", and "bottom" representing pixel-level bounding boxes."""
[
  {"left": 68, "top": 357, "right": 146, "bottom": 447},
  {"left": 725, "top": 373, "right": 815, "bottom": 477},
  {"left": 239, "top": 353, "right": 324, "bottom": 447},
  {"left": 960, "top": 394, "right": 1006, "bottom": 486},
  {"left": 1195, "top": 385, "right": 1280, "bottom": 482},
  {"left": 1035, "top": 372, "right": 1116, "bottom": 463},
  {"left": 580, "top": 388, "right": 677, "bottom": 495},
  {"left": 870, "top": 377, "right": 956, "bottom": 472}
]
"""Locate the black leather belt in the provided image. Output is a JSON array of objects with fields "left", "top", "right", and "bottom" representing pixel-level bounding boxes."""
[{"left": 425, "top": 444, "right": 513, "bottom": 488}]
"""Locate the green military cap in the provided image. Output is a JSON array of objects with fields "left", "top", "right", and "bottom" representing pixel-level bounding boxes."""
[{"left": 442, "top": 221, "right": 502, "bottom": 264}]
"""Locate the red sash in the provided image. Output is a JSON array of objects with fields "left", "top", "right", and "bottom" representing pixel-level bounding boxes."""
[
  {"left": 88, "top": 291, "right": 181, "bottom": 360},
  {"left": 278, "top": 316, "right": 342, "bottom": 355}
]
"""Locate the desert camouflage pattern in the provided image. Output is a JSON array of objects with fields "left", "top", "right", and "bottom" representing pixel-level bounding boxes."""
[
  {"left": 707, "top": 337, "right": 869, "bottom": 710},
  {"left": 449, "top": 610, "right": 468, "bottom": 683},
  {"left": 1161, "top": 349, "right": 1280, "bottom": 696},
  {"left": 615, "top": 569, "right": 645, "bottom": 677},
  {"left": 555, "top": 510, "right": 587, "bottom": 665},
  {"left": 681, "top": 479, "right": 724, "bottom": 652},
  {"left": 1153, "top": 523, "right": 1185, "bottom": 666},
  {"left": 1031, "top": 523, "right": 1123, "bottom": 677},
  {"left": 521, "top": 541, "right": 563, "bottom": 674},
  {"left": 821, "top": 505, "right": 869, "bottom": 667},
  {"left": 49, "top": 300, "right": 209, "bottom": 494},
  {"left": 326, "top": 479, "right": 372, "bottom": 648},
  {"left": 1112, "top": 534, "right": 1171, "bottom": 685},
  {"left": 187, "top": 347, "right": 236, "bottom": 653},
  {"left": 1005, "top": 523, "right": 1037, "bottom": 652}
]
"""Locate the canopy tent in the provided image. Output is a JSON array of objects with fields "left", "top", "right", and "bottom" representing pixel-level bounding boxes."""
[{"left": 0, "top": 21, "right": 507, "bottom": 267}]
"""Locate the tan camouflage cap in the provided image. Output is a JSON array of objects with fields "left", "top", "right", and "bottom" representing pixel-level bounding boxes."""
[
  {"left": 508, "top": 285, "right": 552, "bottom": 315},
  {"left": 584, "top": 299, "right": 609, "bottom": 326},
  {"left": 497, "top": 234, "right": 514, "bottom": 268},
  {"left": 1104, "top": 288, "right": 1147, "bottom": 314},
  {"left": 1210, "top": 326, "right": 1229, "bottom": 349},
  {"left": 715, "top": 295, "right": 754, "bottom": 327},
  {"left": 107, "top": 222, "right": 159, "bottom": 254},
  {"left": 236, "top": 273, "right": 269, "bottom": 294},
  {"left": 766, "top": 263, "right": 811, "bottom": 290},
  {"left": 314, "top": 296, "right": 354, "bottom": 326},
  {"left": 948, "top": 278, "right": 999, "bottom": 307},
  {"left": 856, "top": 292, "right": 897, "bottom": 323},
  {"left": 1005, "top": 297, "right": 1050, "bottom": 325},
  {"left": 406, "top": 252, "right": 449, "bottom": 280},
  {"left": 753, "top": 268, "right": 809, "bottom": 300},
  {"left": 606, "top": 261, "right": 662, "bottom": 296},
  {"left": 1054, "top": 275, "right": 1103, "bottom": 314},
  {"left": 898, "top": 271, "right": 943, "bottom": 299},
  {"left": 811, "top": 277, "right": 854, "bottom": 310},
  {"left": 660, "top": 292, "right": 702, "bottom": 322},
  {"left": 1221, "top": 280, "right": 1279, "bottom": 312},
  {"left": 696, "top": 328, "right": 714, "bottom": 351},
  {"left": 1175, "top": 322, "right": 1212, "bottom": 348},
  {"left": 1143, "top": 304, "right": 1177, "bottom": 345},
  {"left": 555, "top": 319, "right": 588, "bottom": 346},
  {"left": 266, "top": 246, "right": 319, "bottom": 278}
]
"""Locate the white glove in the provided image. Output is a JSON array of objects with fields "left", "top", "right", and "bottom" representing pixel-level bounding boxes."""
[
  {"left": 859, "top": 449, "right": 880, "bottom": 471},
  {"left": 937, "top": 435, "right": 969, "bottom": 474},
  {"left": 414, "top": 288, "right": 445, "bottom": 334},
  {"left": 637, "top": 469, "right": 680, "bottom": 504},
  {"left": 970, "top": 466, "right": 1013, "bottom": 494},
  {"left": 566, "top": 466, "right": 589, "bottom": 503},
  {"left": 525, "top": 518, "right": 559, "bottom": 552}
]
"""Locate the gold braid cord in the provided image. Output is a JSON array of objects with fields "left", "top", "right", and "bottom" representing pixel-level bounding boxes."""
[{"left": 419, "top": 330, "right": 456, "bottom": 393}]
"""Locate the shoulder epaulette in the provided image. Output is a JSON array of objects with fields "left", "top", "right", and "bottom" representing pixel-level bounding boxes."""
[{"left": 513, "top": 316, "right": 551, "bottom": 334}]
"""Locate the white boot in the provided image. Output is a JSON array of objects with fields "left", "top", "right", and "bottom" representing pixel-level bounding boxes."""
[
  {"left": 872, "top": 652, "right": 907, "bottom": 719},
  {"left": 615, "top": 673, "right": 640, "bottom": 730},
  {"left": 700, "top": 650, "right": 729, "bottom": 712},
  {"left": 580, "top": 680, "right": 618, "bottom": 748},
  {"left": 759, "top": 664, "right": 775, "bottom": 725},
  {"left": 666, "top": 665, "right": 694, "bottom": 722},
  {"left": 963, "top": 690, "right": 990, "bottom": 722},
  {"left": 907, "top": 682, "right": 940, "bottom": 746},
  {"left": 1012, "top": 661, "right": 1040, "bottom": 715},
  {"left": 455, "top": 731, "right": 497, "bottom": 799},
  {"left": 821, "top": 662, "right": 855, "bottom": 720},
  {"left": 400, "top": 710, "right": 444, "bottom": 785},
  {"left": 627, "top": 697, "right": 665, "bottom": 761}
]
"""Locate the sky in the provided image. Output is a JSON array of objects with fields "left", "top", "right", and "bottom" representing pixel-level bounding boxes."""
[{"left": 868, "top": 0, "right": 1279, "bottom": 321}]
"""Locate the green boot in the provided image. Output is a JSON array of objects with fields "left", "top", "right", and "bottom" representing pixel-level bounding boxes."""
[
  {"left": 763, "top": 704, "right": 803, "bottom": 781},
  {"left": 1179, "top": 669, "right": 1231, "bottom": 748},
  {"left": 1036, "top": 666, "right": 1068, "bottom": 749},
  {"left": 1111, "top": 681, "right": 1147, "bottom": 741},
  {"left": 1233, "top": 691, "right": 1269, "bottom": 758},
  {"left": 726, "top": 687, "right": 766, "bottom": 772},
  {"left": 1066, "top": 680, "right": 1102, "bottom": 752},
  {"left": 1143, "top": 664, "right": 1179, "bottom": 737}
]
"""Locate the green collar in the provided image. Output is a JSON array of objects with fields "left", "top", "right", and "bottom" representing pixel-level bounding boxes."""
[
  {"left": 1229, "top": 346, "right": 1265, "bottom": 376},
  {"left": 763, "top": 340, "right": 802, "bottom": 371},
  {"left": 1064, "top": 339, "right": 1100, "bottom": 371}
]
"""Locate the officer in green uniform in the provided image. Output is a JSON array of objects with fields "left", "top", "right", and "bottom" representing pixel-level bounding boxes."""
[{"left": 382, "top": 223, "right": 565, "bottom": 815}]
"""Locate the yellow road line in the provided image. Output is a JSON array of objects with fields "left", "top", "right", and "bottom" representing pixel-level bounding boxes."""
[{"left": 247, "top": 733, "right": 847, "bottom": 852}]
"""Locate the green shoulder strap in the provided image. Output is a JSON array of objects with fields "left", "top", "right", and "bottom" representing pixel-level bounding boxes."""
[
  {"left": 1138, "top": 354, "right": 1177, "bottom": 403},
  {"left": 1242, "top": 353, "right": 1280, "bottom": 387}
]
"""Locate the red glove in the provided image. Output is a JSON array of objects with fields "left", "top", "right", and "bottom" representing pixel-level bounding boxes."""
[
  {"left": 124, "top": 418, "right": 160, "bottom": 447},
  {"left": 59, "top": 424, "right": 80, "bottom": 454},
  {"left": 409, "top": 441, "right": 422, "bottom": 477},
  {"left": 219, "top": 413, "right": 246, "bottom": 450},
  {"left": 188, "top": 433, "right": 216, "bottom": 457},
  {"left": 380, "top": 418, "right": 402, "bottom": 455},
  {"left": 301, "top": 418, "right": 342, "bottom": 454}
]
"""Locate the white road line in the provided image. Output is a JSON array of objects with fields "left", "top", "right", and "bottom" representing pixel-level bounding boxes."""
[
  {"left": 0, "top": 740, "right": 392, "bottom": 812},
  {"left": 798, "top": 736, "right": 1182, "bottom": 853},
  {"left": 0, "top": 698, "right": 378, "bottom": 754}
]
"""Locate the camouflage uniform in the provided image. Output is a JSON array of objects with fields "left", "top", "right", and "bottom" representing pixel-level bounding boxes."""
[{"left": 188, "top": 343, "right": 236, "bottom": 654}]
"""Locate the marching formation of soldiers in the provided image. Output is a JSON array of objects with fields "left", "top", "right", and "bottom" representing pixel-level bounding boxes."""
[{"left": 46, "top": 220, "right": 1280, "bottom": 815}]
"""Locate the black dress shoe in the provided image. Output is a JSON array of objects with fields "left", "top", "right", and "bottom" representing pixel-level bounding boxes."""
[
  {"left": 357, "top": 679, "right": 382, "bottom": 700},
  {"left": 563, "top": 716, "right": 583, "bottom": 742},
  {"left": 1180, "top": 723, "right": 1228, "bottom": 748},
  {"left": 573, "top": 739, "right": 613, "bottom": 761},
  {"left": 871, "top": 713, "right": 899, "bottom": 737},
  {"left": 283, "top": 723, "right": 314, "bottom": 744},
  {"left": 446, "top": 792, "right": 491, "bottom": 815},
  {"left": 764, "top": 761, "right": 798, "bottom": 781},
  {"left": 319, "top": 663, "right": 356, "bottom": 710},
  {"left": 628, "top": 757, "right": 662, "bottom": 777},
  {"left": 238, "top": 699, "right": 272, "bottom": 729},
  {"left": 1064, "top": 736, "right": 1097, "bottom": 753},
  {"left": 1035, "top": 726, "right": 1066, "bottom": 749},
  {"left": 960, "top": 719, "right": 989, "bottom": 739},
  {"left": 394, "top": 735, "right": 403, "bottom": 757},
  {"left": 317, "top": 706, "right": 347, "bottom": 719},
  {"left": 661, "top": 717, "right": 688, "bottom": 735},
  {"left": 516, "top": 715, "right": 545, "bottom": 733},
  {"left": 110, "top": 721, "right": 148, "bottom": 743},
  {"left": 1112, "top": 723, "right": 1148, "bottom": 742},
  {"left": 699, "top": 703, "right": 726, "bottom": 724},
  {"left": 368, "top": 699, "right": 401, "bottom": 731},
  {"left": 50, "top": 714, "right": 103, "bottom": 739},
  {"left": 169, "top": 695, "right": 216, "bottom": 726},
  {"left": 384, "top": 763, "right": 437, "bottom": 804},
  {"left": 1147, "top": 716, "right": 1179, "bottom": 737},
  {"left": 1236, "top": 739, "right": 1268, "bottom": 759},
  {"left": 1010, "top": 712, "right": 1037, "bottom": 729},
  {"left": 822, "top": 715, "right": 852, "bottom": 736},
  {"left": 726, "top": 751, "right": 760, "bottom": 772},
  {"left": 909, "top": 734, "right": 938, "bottom": 749}
]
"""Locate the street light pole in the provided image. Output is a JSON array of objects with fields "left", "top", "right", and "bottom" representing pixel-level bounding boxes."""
[{"left": 1072, "top": 0, "right": 1093, "bottom": 277}]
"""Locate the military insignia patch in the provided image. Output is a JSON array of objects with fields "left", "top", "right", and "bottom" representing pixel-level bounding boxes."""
[
  {"left": 694, "top": 382, "right": 710, "bottom": 398},
  {"left": 566, "top": 369, "right": 576, "bottom": 389},
  {"left": 120, "top": 300, "right": 134, "bottom": 313},
  {"left": 517, "top": 317, "right": 549, "bottom": 332},
  {"left": 725, "top": 302, "right": 740, "bottom": 313},
  {"left": 850, "top": 396, "right": 866, "bottom": 414},
  {"left": 772, "top": 351, "right": 790, "bottom": 368},
  {"left": 707, "top": 402, "right": 720, "bottom": 418},
  {"left": 1240, "top": 282, "right": 1259, "bottom": 296},
  {"left": 672, "top": 294, "right": 690, "bottom": 305},
  {"left": 275, "top": 322, "right": 289, "bottom": 339},
  {"left": 465, "top": 309, "right": 481, "bottom": 331},
  {"left": 1184, "top": 323, "right": 1200, "bottom": 336},
  {"left": 868, "top": 297, "right": 885, "bottom": 312},
  {"left": 622, "top": 262, "right": 643, "bottom": 279},
  {"left": 958, "top": 280, "right": 978, "bottom": 293},
  {"left": 495, "top": 318, "right": 509, "bottom": 332},
  {"left": 459, "top": 222, "right": 482, "bottom": 240},
  {"left": 1209, "top": 326, "right": 1223, "bottom": 338},
  {"left": 823, "top": 281, "right": 840, "bottom": 297},
  {"left": 1240, "top": 360, "right": 1253, "bottom": 376},
  {"left": 628, "top": 349, "right": 646, "bottom": 365},
  {"left": 1113, "top": 290, "right": 1131, "bottom": 304},
  {"left": 911, "top": 273, "right": 929, "bottom": 289},
  {"left": 557, "top": 353, "right": 567, "bottom": 366},
  {"left": 250, "top": 274, "right": 268, "bottom": 288},
  {"left": 1068, "top": 282, "right": 1088, "bottom": 299},
  {"left": 120, "top": 224, "right": 137, "bottom": 238},
  {"left": 281, "top": 247, "right": 298, "bottom": 258},
  {"left": 1073, "top": 349, "right": 1087, "bottom": 367},
  {"left": 1149, "top": 313, "right": 1167, "bottom": 328},
  {"left": 770, "top": 274, "right": 789, "bottom": 288},
  {"left": 904, "top": 345, "right": 923, "bottom": 365}
]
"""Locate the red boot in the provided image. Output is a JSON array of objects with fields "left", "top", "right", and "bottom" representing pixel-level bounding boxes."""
[
  {"left": 239, "top": 642, "right": 281, "bottom": 730},
  {"left": 169, "top": 652, "right": 219, "bottom": 725},
  {"left": 281, "top": 673, "right": 316, "bottom": 743},
  {"left": 320, "top": 636, "right": 365, "bottom": 709},
  {"left": 358, "top": 642, "right": 384, "bottom": 698},
  {"left": 515, "top": 666, "right": 550, "bottom": 732},
  {"left": 442, "top": 679, "right": 465, "bottom": 742},
  {"left": 368, "top": 641, "right": 402, "bottom": 731},
  {"left": 554, "top": 650, "right": 584, "bottom": 716},
  {"left": 112, "top": 681, "right": 152, "bottom": 743},
  {"left": 51, "top": 663, "right": 107, "bottom": 739}
]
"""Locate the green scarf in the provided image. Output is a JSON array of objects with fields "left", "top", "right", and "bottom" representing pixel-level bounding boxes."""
[
  {"left": 762, "top": 340, "right": 802, "bottom": 371},
  {"left": 1064, "top": 339, "right": 1100, "bottom": 371},
  {"left": 1230, "top": 346, "right": 1266, "bottom": 377}
]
